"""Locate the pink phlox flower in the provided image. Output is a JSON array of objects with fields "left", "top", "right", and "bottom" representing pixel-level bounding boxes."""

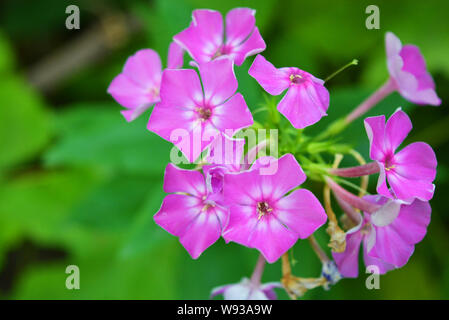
[
  {"left": 333, "top": 194, "right": 431, "bottom": 278},
  {"left": 222, "top": 153, "right": 327, "bottom": 263},
  {"left": 385, "top": 32, "right": 441, "bottom": 106},
  {"left": 153, "top": 163, "right": 228, "bottom": 259},
  {"left": 364, "top": 108, "right": 437, "bottom": 202},
  {"left": 107, "top": 43, "right": 184, "bottom": 122},
  {"left": 173, "top": 8, "right": 266, "bottom": 66},
  {"left": 211, "top": 278, "right": 282, "bottom": 300},
  {"left": 248, "top": 55, "right": 329, "bottom": 129},
  {"left": 148, "top": 57, "right": 253, "bottom": 163}
]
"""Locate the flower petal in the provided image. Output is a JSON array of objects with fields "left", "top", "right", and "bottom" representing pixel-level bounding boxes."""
[
  {"left": 225, "top": 8, "right": 255, "bottom": 47},
  {"left": 179, "top": 205, "right": 224, "bottom": 259},
  {"left": 232, "top": 27, "right": 266, "bottom": 66},
  {"left": 274, "top": 189, "right": 327, "bottom": 239},
  {"left": 248, "top": 215, "right": 300, "bottom": 263},
  {"left": 158, "top": 69, "right": 203, "bottom": 109},
  {"left": 167, "top": 42, "right": 184, "bottom": 69},
  {"left": 277, "top": 82, "right": 328, "bottom": 129},
  {"left": 173, "top": 9, "right": 223, "bottom": 64},
  {"left": 392, "top": 142, "right": 437, "bottom": 200},
  {"left": 384, "top": 109, "right": 412, "bottom": 153},
  {"left": 332, "top": 229, "right": 363, "bottom": 278},
  {"left": 199, "top": 58, "right": 237, "bottom": 105},
  {"left": 222, "top": 204, "right": 259, "bottom": 243},
  {"left": 107, "top": 74, "right": 154, "bottom": 110},
  {"left": 163, "top": 163, "right": 207, "bottom": 196},
  {"left": 154, "top": 194, "right": 203, "bottom": 236},
  {"left": 122, "top": 49, "right": 162, "bottom": 88},
  {"left": 257, "top": 154, "right": 306, "bottom": 201},
  {"left": 364, "top": 115, "right": 387, "bottom": 161},
  {"left": 211, "top": 93, "right": 254, "bottom": 134},
  {"left": 248, "top": 55, "right": 290, "bottom": 95},
  {"left": 362, "top": 241, "right": 395, "bottom": 275}
]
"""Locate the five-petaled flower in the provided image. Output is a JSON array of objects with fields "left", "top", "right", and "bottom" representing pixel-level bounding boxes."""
[
  {"left": 153, "top": 163, "right": 228, "bottom": 259},
  {"left": 385, "top": 32, "right": 441, "bottom": 106},
  {"left": 222, "top": 154, "right": 327, "bottom": 263},
  {"left": 211, "top": 278, "right": 282, "bottom": 300},
  {"left": 249, "top": 55, "right": 330, "bottom": 129},
  {"left": 365, "top": 108, "right": 437, "bottom": 202},
  {"left": 333, "top": 195, "right": 431, "bottom": 277},
  {"left": 148, "top": 57, "right": 253, "bottom": 163},
  {"left": 107, "top": 43, "right": 184, "bottom": 122},
  {"left": 174, "top": 8, "right": 266, "bottom": 66}
]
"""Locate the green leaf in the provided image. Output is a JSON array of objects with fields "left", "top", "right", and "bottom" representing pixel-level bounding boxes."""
[
  {"left": 43, "top": 103, "right": 171, "bottom": 175},
  {"left": 0, "top": 77, "right": 51, "bottom": 170}
]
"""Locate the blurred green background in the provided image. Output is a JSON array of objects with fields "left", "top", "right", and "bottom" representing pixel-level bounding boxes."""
[{"left": 0, "top": 0, "right": 448, "bottom": 299}]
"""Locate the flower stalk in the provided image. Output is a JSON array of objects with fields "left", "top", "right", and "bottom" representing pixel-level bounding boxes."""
[
  {"left": 325, "top": 177, "right": 381, "bottom": 214},
  {"left": 250, "top": 254, "right": 266, "bottom": 286},
  {"left": 345, "top": 78, "right": 396, "bottom": 124},
  {"left": 329, "top": 161, "right": 379, "bottom": 177}
]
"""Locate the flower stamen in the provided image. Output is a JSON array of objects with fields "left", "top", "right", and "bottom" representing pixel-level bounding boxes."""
[{"left": 257, "top": 201, "right": 272, "bottom": 219}]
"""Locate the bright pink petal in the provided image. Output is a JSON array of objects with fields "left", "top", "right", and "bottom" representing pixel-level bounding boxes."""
[
  {"left": 368, "top": 226, "right": 415, "bottom": 268},
  {"left": 400, "top": 45, "right": 427, "bottom": 78},
  {"left": 167, "top": 42, "right": 184, "bottom": 69},
  {"left": 232, "top": 27, "right": 266, "bottom": 66},
  {"left": 173, "top": 9, "right": 223, "bottom": 64},
  {"left": 158, "top": 69, "right": 203, "bottom": 109},
  {"left": 154, "top": 194, "right": 203, "bottom": 236},
  {"left": 222, "top": 204, "right": 259, "bottom": 243},
  {"left": 247, "top": 215, "right": 299, "bottom": 263},
  {"left": 362, "top": 241, "right": 395, "bottom": 275},
  {"left": 211, "top": 93, "right": 254, "bottom": 134},
  {"left": 163, "top": 163, "right": 207, "bottom": 196},
  {"left": 199, "top": 58, "right": 237, "bottom": 105},
  {"left": 389, "top": 199, "right": 431, "bottom": 244},
  {"left": 389, "top": 142, "right": 437, "bottom": 201},
  {"left": 248, "top": 55, "right": 290, "bottom": 95},
  {"left": 179, "top": 204, "right": 227, "bottom": 259},
  {"left": 107, "top": 74, "right": 155, "bottom": 111},
  {"left": 332, "top": 230, "right": 363, "bottom": 278},
  {"left": 384, "top": 109, "right": 412, "bottom": 152},
  {"left": 274, "top": 189, "right": 327, "bottom": 239},
  {"left": 223, "top": 171, "right": 263, "bottom": 206},
  {"left": 258, "top": 154, "right": 306, "bottom": 201},
  {"left": 277, "top": 82, "right": 328, "bottom": 129},
  {"left": 122, "top": 49, "right": 162, "bottom": 88},
  {"left": 364, "top": 115, "right": 387, "bottom": 161},
  {"left": 225, "top": 8, "right": 255, "bottom": 47}
]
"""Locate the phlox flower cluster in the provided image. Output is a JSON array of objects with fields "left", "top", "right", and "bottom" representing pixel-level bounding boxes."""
[{"left": 108, "top": 7, "right": 441, "bottom": 299}]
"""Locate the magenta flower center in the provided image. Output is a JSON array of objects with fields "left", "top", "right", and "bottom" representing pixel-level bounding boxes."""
[
  {"left": 196, "top": 106, "right": 212, "bottom": 121},
  {"left": 257, "top": 201, "right": 273, "bottom": 219},
  {"left": 383, "top": 153, "right": 396, "bottom": 171},
  {"left": 212, "top": 44, "right": 233, "bottom": 59}
]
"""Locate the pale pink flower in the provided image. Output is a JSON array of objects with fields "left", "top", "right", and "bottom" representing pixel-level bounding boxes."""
[
  {"left": 211, "top": 278, "right": 282, "bottom": 300},
  {"left": 385, "top": 32, "right": 441, "bottom": 106},
  {"left": 333, "top": 195, "right": 431, "bottom": 277},
  {"left": 107, "top": 43, "right": 184, "bottom": 122},
  {"left": 365, "top": 108, "right": 437, "bottom": 202},
  {"left": 153, "top": 163, "right": 228, "bottom": 259},
  {"left": 249, "top": 55, "right": 329, "bottom": 129},
  {"left": 173, "top": 8, "right": 266, "bottom": 66},
  {"left": 222, "top": 154, "right": 327, "bottom": 263},
  {"left": 148, "top": 57, "right": 253, "bottom": 163}
]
